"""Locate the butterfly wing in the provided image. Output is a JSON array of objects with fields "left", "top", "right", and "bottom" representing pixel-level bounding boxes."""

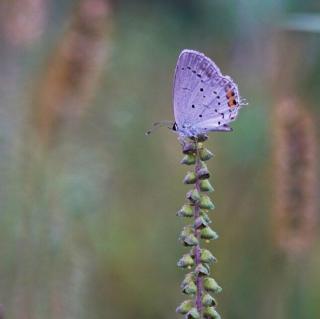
[{"left": 173, "top": 49, "right": 242, "bottom": 135}]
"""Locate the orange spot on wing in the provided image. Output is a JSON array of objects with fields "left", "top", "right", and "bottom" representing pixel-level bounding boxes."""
[{"left": 228, "top": 97, "right": 237, "bottom": 108}]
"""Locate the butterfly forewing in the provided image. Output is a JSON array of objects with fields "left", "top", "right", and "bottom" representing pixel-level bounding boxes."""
[{"left": 173, "top": 50, "right": 241, "bottom": 135}]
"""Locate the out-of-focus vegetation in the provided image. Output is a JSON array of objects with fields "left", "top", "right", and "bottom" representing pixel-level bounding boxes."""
[{"left": 0, "top": 0, "right": 319, "bottom": 318}]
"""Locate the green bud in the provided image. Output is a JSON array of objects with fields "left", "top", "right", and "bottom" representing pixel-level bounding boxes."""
[
  {"left": 201, "top": 226, "right": 219, "bottom": 240},
  {"left": 177, "top": 204, "right": 194, "bottom": 218},
  {"left": 180, "top": 227, "right": 198, "bottom": 246},
  {"left": 190, "top": 134, "right": 208, "bottom": 142},
  {"left": 200, "top": 249, "right": 217, "bottom": 265},
  {"left": 203, "top": 307, "right": 221, "bottom": 319},
  {"left": 186, "top": 308, "right": 200, "bottom": 319},
  {"left": 181, "top": 272, "right": 195, "bottom": 287},
  {"left": 181, "top": 154, "right": 196, "bottom": 165},
  {"left": 197, "top": 164, "right": 210, "bottom": 180},
  {"left": 183, "top": 234, "right": 199, "bottom": 246},
  {"left": 202, "top": 294, "right": 217, "bottom": 307},
  {"left": 194, "top": 263, "right": 210, "bottom": 276},
  {"left": 181, "top": 280, "right": 197, "bottom": 295},
  {"left": 199, "top": 195, "right": 215, "bottom": 210},
  {"left": 177, "top": 254, "right": 194, "bottom": 268},
  {"left": 194, "top": 216, "right": 209, "bottom": 229},
  {"left": 199, "top": 148, "right": 214, "bottom": 161},
  {"left": 199, "top": 179, "right": 214, "bottom": 192},
  {"left": 176, "top": 300, "right": 194, "bottom": 314},
  {"left": 186, "top": 189, "right": 200, "bottom": 203},
  {"left": 203, "top": 277, "right": 222, "bottom": 294},
  {"left": 183, "top": 172, "right": 197, "bottom": 184},
  {"left": 182, "top": 142, "right": 196, "bottom": 154},
  {"left": 200, "top": 211, "right": 212, "bottom": 223}
]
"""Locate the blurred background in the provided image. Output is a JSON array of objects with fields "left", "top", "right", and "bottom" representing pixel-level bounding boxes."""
[{"left": 0, "top": 0, "right": 319, "bottom": 318}]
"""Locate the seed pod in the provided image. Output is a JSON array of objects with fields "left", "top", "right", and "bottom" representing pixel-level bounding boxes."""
[
  {"left": 203, "top": 307, "right": 221, "bottom": 319},
  {"left": 177, "top": 204, "right": 194, "bottom": 218},
  {"left": 181, "top": 280, "right": 197, "bottom": 295},
  {"left": 180, "top": 227, "right": 199, "bottom": 246},
  {"left": 199, "top": 195, "right": 215, "bottom": 210},
  {"left": 194, "top": 216, "right": 209, "bottom": 229},
  {"left": 186, "top": 308, "right": 200, "bottom": 319},
  {"left": 183, "top": 172, "right": 197, "bottom": 184},
  {"left": 199, "top": 148, "right": 214, "bottom": 161},
  {"left": 190, "top": 134, "right": 208, "bottom": 142},
  {"left": 177, "top": 254, "right": 194, "bottom": 268},
  {"left": 197, "top": 164, "right": 210, "bottom": 180},
  {"left": 201, "top": 226, "right": 219, "bottom": 240},
  {"left": 194, "top": 263, "right": 210, "bottom": 276},
  {"left": 202, "top": 294, "right": 217, "bottom": 307},
  {"left": 182, "top": 142, "right": 196, "bottom": 154},
  {"left": 200, "top": 249, "right": 217, "bottom": 264},
  {"left": 181, "top": 272, "right": 195, "bottom": 287},
  {"left": 199, "top": 179, "right": 214, "bottom": 192},
  {"left": 203, "top": 277, "right": 222, "bottom": 294},
  {"left": 200, "top": 211, "right": 212, "bottom": 224},
  {"left": 186, "top": 189, "right": 200, "bottom": 203},
  {"left": 181, "top": 154, "right": 196, "bottom": 165},
  {"left": 176, "top": 300, "right": 194, "bottom": 314},
  {"left": 183, "top": 234, "right": 199, "bottom": 246}
]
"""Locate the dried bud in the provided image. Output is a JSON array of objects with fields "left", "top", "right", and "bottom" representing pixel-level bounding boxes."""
[
  {"left": 186, "top": 308, "right": 200, "bottom": 319},
  {"left": 199, "top": 195, "right": 215, "bottom": 210},
  {"left": 183, "top": 172, "right": 197, "bottom": 184},
  {"left": 199, "top": 179, "right": 214, "bottom": 192},
  {"left": 177, "top": 204, "right": 194, "bottom": 218},
  {"left": 200, "top": 249, "right": 217, "bottom": 264},
  {"left": 176, "top": 300, "right": 194, "bottom": 314},
  {"left": 203, "top": 307, "right": 221, "bottom": 319},
  {"left": 177, "top": 254, "right": 194, "bottom": 268},
  {"left": 199, "top": 148, "right": 214, "bottom": 161},
  {"left": 181, "top": 154, "right": 196, "bottom": 165},
  {"left": 186, "top": 189, "right": 200, "bottom": 203},
  {"left": 201, "top": 226, "right": 219, "bottom": 240},
  {"left": 203, "top": 277, "right": 222, "bottom": 294},
  {"left": 194, "top": 263, "right": 210, "bottom": 276},
  {"left": 202, "top": 293, "right": 217, "bottom": 307}
]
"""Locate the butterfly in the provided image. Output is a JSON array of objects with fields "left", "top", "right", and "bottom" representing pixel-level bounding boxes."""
[{"left": 146, "top": 49, "right": 246, "bottom": 137}]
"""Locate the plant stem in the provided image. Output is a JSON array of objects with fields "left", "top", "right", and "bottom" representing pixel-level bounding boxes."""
[{"left": 194, "top": 141, "right": 202, "bottom": 314}]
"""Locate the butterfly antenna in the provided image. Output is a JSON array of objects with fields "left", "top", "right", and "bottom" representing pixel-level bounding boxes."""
[
  {"left": 240, "top": 97, "right": 249, "bottom": 106},
  {"left": 145, "top": 121, "right": 174, "bottom": 136}
]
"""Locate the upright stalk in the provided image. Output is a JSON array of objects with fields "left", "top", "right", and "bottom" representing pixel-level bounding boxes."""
[
  {"left": 194, "top": 143, "right": 203, "bottom": 313},
  {"left": 176, "top": 135, "right": 222, "bottom": 319}
]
